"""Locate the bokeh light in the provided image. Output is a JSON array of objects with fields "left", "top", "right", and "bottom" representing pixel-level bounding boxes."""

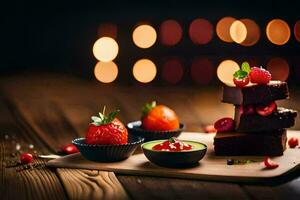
[
  {"left": 97, "top": 23, "right": 117, "bottom": 39},
  {"left": 159, "top": 20, "right": 183, "bottom": 46},
  {"left": 189, "top": 18, "right": 213, "bottom": 45},
  {"left": 216, "top": 17, "right": 236, "bottom": 43},
  {"left": 191, "top": 58, "right": 214, "bottom": 84},
  {"left": 294, "top": 20, "right": 300, "bottom": 42},
  {"left": 162, "top": 58, "right": 184, "bottom": 84},
  {"left": 240, "top": 19, "right": 260, "bottom": 46},
  {"left": 230, "top": 20, "right": 247, "bottom": 44},
  {"left": 92, "top": 37, "right": 119, "bottom": 62},
  {"left": 266, "top": 19, "right": 290, "bottom": 45},
  {"left": 217, "top": 60, "right": 240, "bottom": 85},
  {"left": 132, "top": 25, "right": 157, "bottom": 48},
  {"left": 133, "top": 59, "right": 157, "bottom": 83},
  {"left": 267, "top": 57, "right": 289, "bottom": 81},
  {"left": 94, "top": 61, "right": 118, "bottom": 83}
]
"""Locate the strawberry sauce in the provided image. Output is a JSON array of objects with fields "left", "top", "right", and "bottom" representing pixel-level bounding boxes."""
[{"left": 152, "top": 138, "right": 192, "bottom": 152}]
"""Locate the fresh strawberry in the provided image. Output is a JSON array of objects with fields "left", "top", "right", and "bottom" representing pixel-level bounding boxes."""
[
  {"left": 249, "top": 67, "right": 272, "bottom": 84},
  {"left": 141, "top": 101, "right": 180, "bottom": 131},
  {"left": 214, "top": 117, "right": 235, "bottom": 132},
  {"left": 264, "top": 157, "right": 279, "bottom": 169},
  {"left": 85, "top": 108, "right": 128, "bottom": 145},
  {"left": 233, "top": 62, "right": 251, "bottom": 87},
  {"left": 288, "top": 137, "right": 299, "bottom": 148},
  {"left": 256, "top": 102, "right": 277, "bottom": 116},
  {"left": 233, "top": 76, "right": 249, "bottom": 87}
]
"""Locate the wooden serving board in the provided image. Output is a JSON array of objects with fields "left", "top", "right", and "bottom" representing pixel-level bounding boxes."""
[{"left": 47, "top": 131, "right": 300, "bottom": 183}]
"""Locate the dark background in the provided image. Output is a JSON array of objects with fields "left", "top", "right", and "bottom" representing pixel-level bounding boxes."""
[{"left": 1, "top": 0, "right": 300, "bottom": 85}]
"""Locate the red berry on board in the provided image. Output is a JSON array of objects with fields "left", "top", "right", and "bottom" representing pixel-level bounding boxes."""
[
  {"left": 20, "top": 153, "right": 33, "bottom": 164},
  {"left": 288, "top": 137, "right": 299, "bottom": 148},
  {"left": 239, "top": 105, "right": 255, "bottom": 115},
  {"left": 256, "top": 102, "right": 277, "bottom": 116},
  {"left": 204, "top": 125, "right": 217, "bottom": 133},
  {"left": 249, "top": 67, "right": 272, "bottom": 84},
  {"left": 264, "top": 157, "right": 279, "bottom": 169},
  {"left": 233, "top": 76, "right": 250, "bottom": 87},
  {"left": 62, "top": 144, "right": 79, "bottom": 154},
  {"left": 214, "top": 118, "right": 235, "bottom": 132}
]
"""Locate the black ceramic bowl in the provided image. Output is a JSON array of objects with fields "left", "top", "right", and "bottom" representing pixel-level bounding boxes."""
[
  {"left": 142, "top": 140, "right": 207, "bottom": 168},
  {"left": 127, "top": 121, "right": 185, "bottom": 142},
  {"left": 72, "top": 135, "right": 144, "bottom": 162}
]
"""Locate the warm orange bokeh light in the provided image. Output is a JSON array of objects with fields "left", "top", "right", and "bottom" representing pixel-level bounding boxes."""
[
  {"left": 294, "top": 20, "right": 300, "bottom": 42},
  {"left": 132, "top": 59, "right": 157, "bottom": 83},
  {"left": 266, "top": 19, "right": 290, "bottom": 45},
  {"left": 230, "top": 20, "right": 247, "bottom": 44},
  {"left": 267, "top": 57, "right": 289, "bottom": 81},
  {"left": 159, "top": 20, "right": 183, "bottom": 46},
  {"left": 94, "top": 61, "right": 118, "bottom": 83},
  {"left": 191, "top": 58, "right": 214, "bottom": 84},
  {"left": 216, "top": 17, "right": 236, "bottom": 43},
  {"left": 217, "top": 60, "right": 240, "bottom": 85},
  {"left": 132, "top": 25, "right": 157, "bottom": 48},
  {"left": 92, "top": 37, "right": 119, "bottom": 62},
  {"left": 189, "top": 18, "right": 213, "bottom": 45},
  {"left": 97, "top": 23, "right": 118, "bottom": 39},
  {"left": 162, "top": 58, "right": 184, "bottom": 84},
  {"left": 240, "top": 19, "right": 260, "bottom": 46}
]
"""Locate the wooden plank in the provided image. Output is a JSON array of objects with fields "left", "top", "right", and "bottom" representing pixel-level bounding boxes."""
[
  {"left": 57, "top": 169, "right": 129, "bottom": 200},
  {"left": 47, "top": 131, "right": 300, "bottom": 183},
  {"left": 0, "top": 110, "right": 67, "bottom": 200},
  {"left": 118, "top": 175, "right": 250, "bottom": 200}
]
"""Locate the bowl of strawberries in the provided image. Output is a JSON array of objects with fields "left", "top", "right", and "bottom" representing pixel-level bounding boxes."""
[
  {"left": 127, "top": 101, "right": 185, "bottom": 142},
  {"left": 72, "top": 108, "right": 144, "bottom": 162}
]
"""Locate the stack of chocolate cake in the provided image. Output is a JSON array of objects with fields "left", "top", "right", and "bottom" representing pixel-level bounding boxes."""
[{"left": 214, "top": 81, "right": 297, "bottom": 156}]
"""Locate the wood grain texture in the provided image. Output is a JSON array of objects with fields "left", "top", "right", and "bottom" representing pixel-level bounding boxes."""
[
  {"left": 57, "top": 169, "right": 129, "bottom": 200},
  {"left": 0, "top": 99, "right": 67, "bottom": 200}
]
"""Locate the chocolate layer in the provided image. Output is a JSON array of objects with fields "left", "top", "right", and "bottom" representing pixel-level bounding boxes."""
[
  {"left": 222, "top": 81, "right": 289, "bottom": 105},
  {"left": 235, "top": 107, "right": 297, "bottom": 132},
  {"left": 214, "top": 129, "right": 287, "bottom": 156}
]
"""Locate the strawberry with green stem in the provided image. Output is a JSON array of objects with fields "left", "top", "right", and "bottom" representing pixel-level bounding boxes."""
[
  {"left": 233, "top": 62, "right": 251, "bottom": 87},
  {"left": 141, "top": 101, "right": 180, "bottom": 131},
  {"left": 86, "top": 107, "right": 128, "bottom": 145}
]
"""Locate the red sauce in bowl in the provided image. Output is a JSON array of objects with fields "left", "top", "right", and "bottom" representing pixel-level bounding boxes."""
[{"left": 152, "top": 137, "right": 193, "bottom": 152}]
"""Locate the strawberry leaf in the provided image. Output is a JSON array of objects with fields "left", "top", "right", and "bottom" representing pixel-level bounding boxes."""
[
  {"left": 241, "top": 62, "right": 251, "bottom": 73},
  {"left": 233, "top": 70, "right": 248, "bottom": 79},
  {"left": 91, "top": 116, "right": 101, "bottom": 122},
  {"left": 142, "top": 101, "right": 156, "bottom": 117},
  {"left": 91, "top": 108, "right": 120, "bottom": 126},
  {"left": 107, "top": 110, "right": 120, "bottom": 123}
]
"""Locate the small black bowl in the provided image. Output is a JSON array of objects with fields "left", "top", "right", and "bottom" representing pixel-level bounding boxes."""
[
  {"left": 127, "top": 121, "right": 185, "bottom": 142},
  {"left": 72, "top": 135, "right": 144, "bottom": 162},
  {"left": 142, "top": 140, "right": 207, "bottom": 168}
]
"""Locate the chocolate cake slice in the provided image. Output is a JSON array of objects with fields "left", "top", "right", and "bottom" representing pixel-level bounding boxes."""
[
  {"left": 222, "top": 81, "right": 289, "bottom": 105},
  {"left": 214, "top": 129, "right": 287, "bottom": 156},
  {"left": 235, "top": 107, "right": 297, "bottom": 132}
]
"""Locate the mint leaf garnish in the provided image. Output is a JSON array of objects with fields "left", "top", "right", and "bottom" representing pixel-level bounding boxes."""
[
  {"left": 241, "top": 62, "right": 251, "bottom": 73},
  {"left": 233, "top": 70, "right": 248, "bottom": 79}
]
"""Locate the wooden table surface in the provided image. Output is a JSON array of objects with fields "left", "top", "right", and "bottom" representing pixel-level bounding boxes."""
[{"left": 1, "top": 73, "right": 300, "bottom": 200}]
